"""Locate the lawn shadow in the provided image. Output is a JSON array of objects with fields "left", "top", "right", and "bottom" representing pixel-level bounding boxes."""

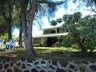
[{"left": 0, "top": 49, "right": 5, "bottom": 52}]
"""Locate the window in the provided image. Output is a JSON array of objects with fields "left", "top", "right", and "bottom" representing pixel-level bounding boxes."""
[
  {"left": 51, "top": 30, "right": 55, "bottom": 33},
  {"left": 33, "top": 38, "right": 41, "bottom": 44}
]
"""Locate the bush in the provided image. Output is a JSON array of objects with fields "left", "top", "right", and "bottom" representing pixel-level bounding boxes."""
[
  {"left": 63, "top": 50, "right": 73, "bottom": 57},
  {"left": 71, "top": 44, "right": 79, "bottom": 50}
]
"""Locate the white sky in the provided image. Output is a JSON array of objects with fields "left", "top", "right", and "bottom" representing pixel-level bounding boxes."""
[{"left": 13, "top": 0, "right": 95, "bottom": 37}]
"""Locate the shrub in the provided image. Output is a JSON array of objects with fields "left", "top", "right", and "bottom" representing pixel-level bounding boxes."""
[{"left": 63, "top": 50, "right": 73, "bottom": 57}]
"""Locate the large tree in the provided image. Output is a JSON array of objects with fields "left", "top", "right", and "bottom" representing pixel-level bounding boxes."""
[
  {"left": 14, "top": 0, "right": 23, "bottom": 47},
  {"left": 20, "top": 0, "right": 37, "bottom": 55},
  {"left": 0, "top": 16, "right": 7, "bottom": 35},
  {"left": 0, "top": 0, "right": 14, "bottom": 40}
]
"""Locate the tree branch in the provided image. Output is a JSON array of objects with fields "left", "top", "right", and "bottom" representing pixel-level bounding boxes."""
[
  {"left": 88, "top": 0, "right": 96, "bottom": 13},
  {"left": 1, "top": 12, "right": 8, "bottom": 21},
  {"left": 39, "top": 0, "right": 67, "bottom": 5}
]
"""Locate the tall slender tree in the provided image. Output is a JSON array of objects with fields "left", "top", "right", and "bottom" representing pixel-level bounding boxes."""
[
  {"left": 14, "top": 0, "right": 23, "bottom": 47},
  {"left": 0, "top": 0, "right": 14, "bottom": 40}
]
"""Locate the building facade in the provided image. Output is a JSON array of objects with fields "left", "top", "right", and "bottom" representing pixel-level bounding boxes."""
[{"left": 33, "top": 26, "right": 68, "bottom": 47}]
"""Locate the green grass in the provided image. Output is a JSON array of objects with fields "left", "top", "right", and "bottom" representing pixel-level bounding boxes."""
[
  {"left": 16, "top": 46, "right": 79, "bottom": 53},
  {"left": 0, "top": 47, "right": 96, "bottom": 58},
  {"left": 33, "top": 47, "right": 79, "bottom": 58},
  {"left": 34, "top": 47, "right": 96, "bottom": 57},
  {"left": 34, "top": 47, "right": 79, "bottom": 53}
]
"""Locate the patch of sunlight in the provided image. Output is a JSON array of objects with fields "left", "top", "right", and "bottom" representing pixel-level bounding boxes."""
[
  {"left": 17, "top": 48, "right": 25, "bottom": 50},
  {"left": 93, "top": 50, "right": 96, "bottom": 52}
]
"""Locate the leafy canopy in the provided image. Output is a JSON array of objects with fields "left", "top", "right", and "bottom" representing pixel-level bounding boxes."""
[{"left": 51, "top": 12, "right": 96, "bottom": 57}]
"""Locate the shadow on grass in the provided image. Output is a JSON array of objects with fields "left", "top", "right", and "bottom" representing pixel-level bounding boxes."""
[
  {"left": 0, "top": 49, "right": 5, "bottom": 51},
  {"left": 51, "top": 50, "right": 63, "bottom": 54},
  {"left": 0, "top": 49, "right": 26, "bottom": 57}
]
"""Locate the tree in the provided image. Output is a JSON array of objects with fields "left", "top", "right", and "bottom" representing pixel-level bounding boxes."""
[
  {"left": 0, "top": 16, "right": 7, "bottom": 35},
  {"left": 14, "top": 0, "right": 23, "bottom": 47},
  {"left": 0, "top": 0, "right": 14, "bottom": 41},
  {"left": 0, "top": 0, "right": 23, "bottom": 47},
  {"left": 78, "top": 14, "right": 96, "bottom": 56},
  {"left": 20, "top": 0, "right": 37, "bottom": 55},
  {"left": 51, "top": 12, "right": 96, "bottom": 57}
]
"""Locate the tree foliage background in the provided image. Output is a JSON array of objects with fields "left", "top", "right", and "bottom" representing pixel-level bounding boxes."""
[{"left": 51, "top": 12, "right": 96, "bottom": 57}]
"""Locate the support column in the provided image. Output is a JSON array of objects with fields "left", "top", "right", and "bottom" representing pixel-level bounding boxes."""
[
  {"left": 57, "top": 37, "right": 60, "bottom": 43},
  {"left": 55, "top": 29, "right": 57, "bottom": 33},
  {"left": 41, "top": 38, "right": 43, "bottom": 45}
]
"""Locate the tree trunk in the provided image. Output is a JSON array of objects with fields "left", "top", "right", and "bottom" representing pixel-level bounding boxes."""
[
  {"left": 21, "top": 7, "right": 29, "bottom": 55},
  {"left": 26, "top": 0, "right": 38, "bottom": 55},
  {"left": 21, "top": 0, "right": 37, "bottom": 56},
  {"left": 19, "top": 15, "right": 23, "bottom": 47},
  {"left": 21, "top": 10, "right": 36, "bottom": 55},
  {"left": 7, "top": 21, "right": 12, "bottom": 41},
  {"left": 2, "top": 13, "right": 12, "bottom": 41}
]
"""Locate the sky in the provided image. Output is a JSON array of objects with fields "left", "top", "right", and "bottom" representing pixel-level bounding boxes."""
[{"left": 13, "top": 0, "right": 95, "bottom": 37}]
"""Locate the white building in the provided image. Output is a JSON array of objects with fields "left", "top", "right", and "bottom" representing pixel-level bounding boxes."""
[{"left": 33, "top": 25, "right": 68, "bottom": 47}]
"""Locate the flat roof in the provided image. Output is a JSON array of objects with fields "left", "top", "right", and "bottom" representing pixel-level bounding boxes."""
[{"left": 33, "top": 32, "right": 68, "bottom": 38}]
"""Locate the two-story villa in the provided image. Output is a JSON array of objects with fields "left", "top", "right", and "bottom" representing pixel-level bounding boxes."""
[{"left": 33, "top": 25, "right": 68, "bottom": 47}]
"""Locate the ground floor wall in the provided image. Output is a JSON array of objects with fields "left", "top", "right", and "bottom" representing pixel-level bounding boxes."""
[{"left": 33, "top": 37, "right": 60, "bottom": 47}]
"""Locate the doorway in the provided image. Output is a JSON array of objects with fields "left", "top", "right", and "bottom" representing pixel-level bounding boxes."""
[{"left": 47, "top": 37, "right": 58, "bottom": 47}]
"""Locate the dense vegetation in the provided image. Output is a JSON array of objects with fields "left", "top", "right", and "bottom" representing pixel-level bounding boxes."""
[{"left": 51, "top": 12, "right": 96, "bottom": 57}]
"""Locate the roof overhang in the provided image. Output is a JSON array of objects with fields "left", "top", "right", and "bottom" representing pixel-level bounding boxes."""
[{"left": 33, "top": 32, "right": 68, "bottom": 38}]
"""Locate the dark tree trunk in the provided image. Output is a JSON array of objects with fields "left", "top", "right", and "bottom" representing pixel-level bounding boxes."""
[
  {"left": 1, "top": 1, "right": 13, "bottom": 41},
  {"left": 2, "top": 13, "right": 12, "bottom": 41},
  {"left": 19, "top": 15, "right": 23, "bottom": 47},
  {"left": 7, "top": 21, "right": 12, "bottom": 41},
  {"left": 21, "top": 6, "right": 29, "bottom": 54}
]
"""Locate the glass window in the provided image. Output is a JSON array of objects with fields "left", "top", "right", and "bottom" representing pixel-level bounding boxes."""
[{"left": 33, "top": 38, "right": 41, "bottom": 44}]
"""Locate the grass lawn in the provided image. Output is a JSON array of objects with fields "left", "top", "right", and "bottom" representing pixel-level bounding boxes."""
[
  {"left": 0, "top": 47, "right": 96, "bottom": 58},
  {"left": 34, "top": 47, "right": 77, "bottom": 57}
]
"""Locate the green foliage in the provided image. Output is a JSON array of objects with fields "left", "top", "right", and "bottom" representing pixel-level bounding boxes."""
[
  {"left": 71, "top": 44, "right": 79, "bottom": 50},
  {"left": 50, "top": 18, "right": 62, "bottom": 26},
  {"left": 50, "top": 20, "right": 57, "bottom": 26},
  {"left": 48, "top": 3, "right": 57, "bottom": 13},
  {"left": 0, "top": 16, "right": 7, "bottom": 35},
  {"left": 0, "top": 0, "right": 14, "bottom": 17},
  {"left": 63, "top": 50, "right": 73, "bottom": 57},
  {"left": 0, "top": 33, "right": 8, "bottom": 42},
  {"left": 59, "top": 34, "right": 76, "bottom": 47},
  {"left": 0, "top": 0, "right": 19, "bottom": 40},
  {"left": 51, "top": 12, "right": 96, "bottom": 57},
  {"left": 57, "top": 18, "right": 62, "bottom": 23}
]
